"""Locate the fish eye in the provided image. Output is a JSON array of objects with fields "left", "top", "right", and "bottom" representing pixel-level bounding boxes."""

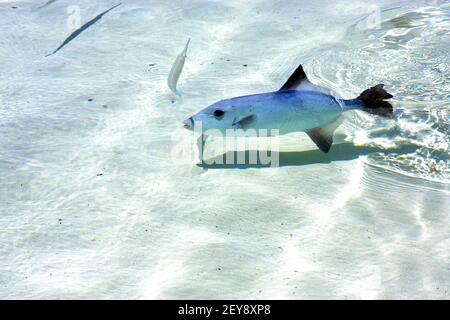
[{"left": 213, "top": 109, "right": 225, "bottom": 119}]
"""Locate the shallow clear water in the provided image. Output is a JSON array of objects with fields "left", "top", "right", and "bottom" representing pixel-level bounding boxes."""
[{"left": 0, "top": 0, "right": 449, "bottom": 299}]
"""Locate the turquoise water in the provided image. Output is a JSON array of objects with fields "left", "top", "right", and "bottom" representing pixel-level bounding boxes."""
[{"left": 0, "top": 0, "right": 449, "bottom": 299}]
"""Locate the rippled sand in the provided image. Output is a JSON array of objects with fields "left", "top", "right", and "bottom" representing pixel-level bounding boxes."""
[{"left": 0, "top": 0, "right": 449, "bottom": 299}]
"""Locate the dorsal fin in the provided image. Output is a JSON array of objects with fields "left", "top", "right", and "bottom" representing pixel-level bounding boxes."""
[
  {"left": 305, "top": 116, "right": 343, "bottom": 153},
  {"left": 279, "top": 64, "right": 331, "bottom": 94},
  {"left": 279, "top": 64, "right": 308, "bottom": 91}
]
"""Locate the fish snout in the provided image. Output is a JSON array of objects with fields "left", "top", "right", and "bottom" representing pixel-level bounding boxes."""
[{"left": 182, "top": 117, "right": 194, "bottom": 130}]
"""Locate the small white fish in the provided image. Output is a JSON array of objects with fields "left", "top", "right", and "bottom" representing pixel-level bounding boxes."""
[{"left": 167, "top": 38, "right": 190, "bottom": 97}]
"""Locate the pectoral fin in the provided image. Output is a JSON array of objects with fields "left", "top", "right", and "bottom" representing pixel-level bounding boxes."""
[
  {"left": 305, "top": 117, "right": 343, "bottom": 153},
  {"left": 232, "top": 115, "right": 256, "bottom": 129}
]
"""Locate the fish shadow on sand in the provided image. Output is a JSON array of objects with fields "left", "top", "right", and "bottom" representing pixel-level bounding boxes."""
[{"left": 197, "top": 143, "right": 420, "bottom": 169}]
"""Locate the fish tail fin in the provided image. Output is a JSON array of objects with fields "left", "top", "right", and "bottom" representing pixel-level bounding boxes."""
[{"left": 357, "top": 84, "right": 393, "bottom": 117}]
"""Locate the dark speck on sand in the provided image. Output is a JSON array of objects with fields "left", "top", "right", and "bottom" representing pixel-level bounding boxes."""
[
  {"left": 88, "top": 98, "right": 93, "bottom": 102},
  {"left": 242, "top": 64, "right": 248, "bottom": 67},
  {"left": 97, "top": 173, "right": 103, "bottom": 176}
]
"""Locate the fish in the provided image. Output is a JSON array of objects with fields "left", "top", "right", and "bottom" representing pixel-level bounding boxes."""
[
  {"left": 37, "top": 0, "right": 58, "bottom": 10},
  {"left": 167, "top": 38, "right": 190, "bottom": 97},
  {"left": 45, "top": 3, "right": 122, "bottom": 57},
  {"left": 183, "top": 64, "right": 393, "bottom": 154}
]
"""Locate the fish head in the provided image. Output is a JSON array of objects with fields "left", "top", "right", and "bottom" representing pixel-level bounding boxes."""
[{"left": 183, "top": 98, "right": 254, "bottom": 134}]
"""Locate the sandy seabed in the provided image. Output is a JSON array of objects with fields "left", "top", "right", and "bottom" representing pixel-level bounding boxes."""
[{"left": 0, "top": 0, "right": 449, "bottom": 299}]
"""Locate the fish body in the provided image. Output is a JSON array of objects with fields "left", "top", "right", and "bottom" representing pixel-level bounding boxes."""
[
  {"left": 46, "top": 3, "right": 121, "bottom": 57},
  {"left": 38, "top": 0, "right": 58, "bottom": 10},
  {"left": 193, "top": 90, "right": 363, "bottom": 135},
  {"left": 168, "top": 38, "right": 190, "bottom": 97},
  {"left": 183, "top": 64, "right": 393, "bottom": 153}
]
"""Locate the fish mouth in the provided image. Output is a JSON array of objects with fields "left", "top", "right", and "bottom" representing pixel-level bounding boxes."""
[{"left": 182, "top": 117, "right": 194, "bottom": 129}]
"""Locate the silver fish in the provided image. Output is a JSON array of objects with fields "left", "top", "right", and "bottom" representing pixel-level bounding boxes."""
[
  {"left": 183, "top": 64, "right": 393, "bottom": 153},
  {"left": 167, "top": 38, "right": 190, "bottom": 97}
]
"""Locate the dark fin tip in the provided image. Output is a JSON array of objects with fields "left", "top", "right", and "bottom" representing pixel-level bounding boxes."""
[
  {"left": 357, "top": 83, "right": 394, "bottom": 117},
  {"left": 279, "top": 64, "right": 308, "bottom": 91},
  {"left": 306, "top": 129, "right": 332, "bottom": 153}
]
